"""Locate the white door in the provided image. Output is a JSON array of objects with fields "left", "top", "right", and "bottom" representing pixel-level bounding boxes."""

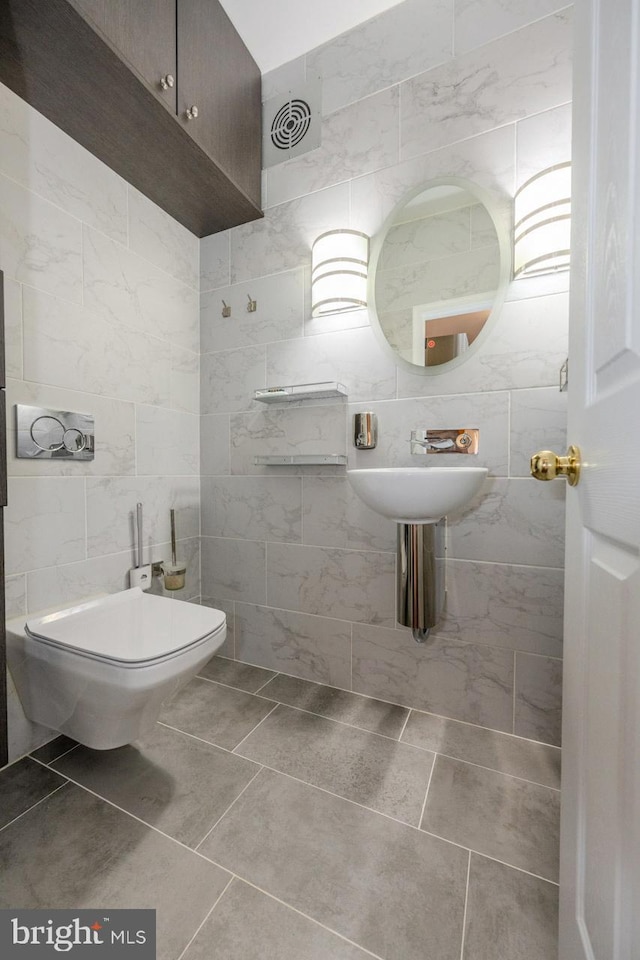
[{"left": 559, "top": 0, "right": 640, "bottom": 958}]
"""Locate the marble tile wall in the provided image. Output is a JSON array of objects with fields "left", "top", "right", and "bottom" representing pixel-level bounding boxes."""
[
  {"left": 200, "top": 0, "right": 572, "bottom": 746},
  {"left": 0, "top": 81, "right": 201, "bottom": 761}
]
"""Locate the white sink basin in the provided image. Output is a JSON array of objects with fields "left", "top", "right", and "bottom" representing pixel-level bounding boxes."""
[{"left": 347, "top": 467, "right": 488, "bottom": 523}]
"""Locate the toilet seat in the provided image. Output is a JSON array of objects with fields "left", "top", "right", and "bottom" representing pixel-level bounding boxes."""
[{"left": 25, "top": 587, "right": 226, "bottom": 668}]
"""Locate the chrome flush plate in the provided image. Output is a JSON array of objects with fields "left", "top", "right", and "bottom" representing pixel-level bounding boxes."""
[{"left": 16, "top": 404, "right": 95, "bottom": 461}]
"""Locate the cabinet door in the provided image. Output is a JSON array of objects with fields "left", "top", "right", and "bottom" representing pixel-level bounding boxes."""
[
  {"left": 178, "top": 0, "right": 261, "bottom": 206},
  {"left": 71, "top": 0, "right": 177, "bottom": 112}
]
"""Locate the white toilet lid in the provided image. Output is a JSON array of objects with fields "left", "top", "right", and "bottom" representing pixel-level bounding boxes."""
[{"left": 25, "top": 588, "right": 226, "bottom": 664}]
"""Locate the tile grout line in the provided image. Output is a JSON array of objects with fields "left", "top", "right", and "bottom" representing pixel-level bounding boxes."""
[
  {"left": 29, "top": 752, "right": 559, "bottom": 887},
  {"left": 458, "top": 852, "right": 472, "bottom": 960},
  {"left": 44, "top": 742, "right": 81, "bottom": 765},
  {"left": 27, "top": 754, "right": 253, "bottom": 869},
  {"left": 236, "top": 877, "right": 387, "bottom": 960},
  {"left": 163, "top": 683, "right": 560, "bottom": 790},
  {"left": 230, "top": 702, "right": 280, "bottom": 755},
  {"left": 157, "top": 723, "right": 561, "bottom": 883},
  {"left": 195, "top": 672, "right": 276, "bottom": 697},
  {"left": 0, "top": 781, "right": 69, "bottom": 836},
  {"left": 397, "top": 708, "right": 412, "bottom": 742},
  {"left": 174, "top": 875, "right": 234, "bottom": 960},
  {"left": 418, "top": 753, "right": 437, "bottom": 829},
  {"left": 194, "top": 766, "right": 265, "bottom": 852},
  {"left": 253, "top": 673, "right": 280, "bottom": 695}
]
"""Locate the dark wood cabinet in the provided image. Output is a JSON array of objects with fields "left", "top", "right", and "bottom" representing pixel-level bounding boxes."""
[
  {"left": 178, "top": 0, "right": 261, "bottom": 206},
  {"left": 0, "top": 0, "right": 262, "bottom": 236},
  {"left": 71, "top": 0, "right": 178, "bottom": 113}
]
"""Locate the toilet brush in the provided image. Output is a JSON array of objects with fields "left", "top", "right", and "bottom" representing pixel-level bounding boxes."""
[{"left": 163, "top": 508, "right": 186, "bottom": 590}]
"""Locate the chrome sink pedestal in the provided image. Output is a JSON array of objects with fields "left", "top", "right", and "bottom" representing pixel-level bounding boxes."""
[{"left": 397, "top": 521, "right": 445, "bottom": 643}]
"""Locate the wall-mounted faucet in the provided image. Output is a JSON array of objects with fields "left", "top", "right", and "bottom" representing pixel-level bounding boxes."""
[{"left": 410, "top": 429, "right": 479, "bottom": 455}]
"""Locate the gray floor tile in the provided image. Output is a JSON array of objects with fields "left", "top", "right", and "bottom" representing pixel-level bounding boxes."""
[
  {"left": 259, "top": 673, "right": 409, "bottom": 737},
  {"left": 159, "top": 677, "right": 276, "bottom": 750},
  {"left": 31, "top": 735, "right": 78, "bottom": 764},
  {"left": 422, "top": 756, "right": 560, "bottom": 881},
  {"left": 463, "top": 854, "right": 558, "bottom": 960},
  {"left": 200, "top": 768, "right": 468, "bottom": 960},
  {"left": 198, "top": 655, "right": 276, "bottom": 693},
  {"left": 237, "top": 704, "right": 433, "bottom": 825},
  {"left": 52, "top": 724, "right": 259, "bottom": 847},
  {"left": 402, "top": 711, "right": 561, "bottom": 789},
  {"left": 0, "top": 757, "right": 66, "bottom": 828},
  {"left": 183, "top": 878, "right": 371, "bottom": 960},
  {"left": 0, "top": 783, "right": 230, "bottom": 960}
]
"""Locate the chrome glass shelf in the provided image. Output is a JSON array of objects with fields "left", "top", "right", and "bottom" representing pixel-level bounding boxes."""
[{"left": 254, "top": 381, "right": 348, "bottom": 403}]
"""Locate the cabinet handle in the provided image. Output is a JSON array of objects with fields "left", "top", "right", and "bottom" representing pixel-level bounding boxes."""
[
  {"left": 185, "top": 105, "right": 199, "bottom": 120},
  {"left": 159, "top": 73, "right": 174, "bottom": 90}
]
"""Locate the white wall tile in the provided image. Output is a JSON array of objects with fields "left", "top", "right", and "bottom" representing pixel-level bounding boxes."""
[
  {"left": 229, "top": 183, "right": 350, "bottom": 283},
  {"left": 352, "top": 622, "right": 515, "bottom": 731},
  {"left": 136, "top": 404, "right": 199, "bottom": 476},
  {"left": 350, "top": 125, "right": 516, "bottom": 238},
  {"left": 128, "top": 186, "right": 199, "bottom": 289},
  {"left": 515, "top": 102, "right": 572, "bottom": 188},
  {"left": 302, "top": 476, "right": 397, "bottom": 552},
  {"left": 307, "top": 0, "right": 453, "bottom": 115},
  {"left": 22, "top": 286, "right": 172, "bottom": 406},
  {"left": 86, "top": 476, "right": 199, "bottom": 558},
  {"left": 201, "top": 415, "right": 231, "bottom": 476},
  {"left": 83, "top": 225, "right": 199, "bottom": 352},
  {"left": 5, "top": 477, "right": 86, "bottom": 575},
  {"left": 510, "top": 387, "right": 568, "bottom": 477},
  {"left": 230, "top": 404, "right": 347, "bottom": 476},
  {"left": 439, "top": 559, "right": 564, "bottom": 656},
  {"left": 5, "top": 574, "right": 26, "bottom": 619},
  {"left": 0, "top": 172, "right": 82, "bottom": 302},
  {"left": 201, "top": 345, "right": 266, "bottom": 415},
  {"left": 400, "top": 9, "right": 573, "bottom": 161},
  {"left": 266, "top": 542, "right": 395, "bottom": 626},
  {"left": 26, "top": 536, "right": 201, "bottom": 613},
  {"left": 170, "top": 346, "right": 199, "bottom": 414},
  {"left": 304, "top": 303, "right": 370, "bottom": 338},
  {"left": 348, "top": 392, "right": 510, "bottom": 475},
  {"left": 202, "top": 476, "right": 302, "bottom": 542},
  {"left": 200, "top": 231, "right": 230, "bottom": 291},
  {"left": 201, "top": 537, "right": 267, "bottom": 604},
  {"left": 0, "top": 82, "right": 128, "bottom": 243},
  {"left": 6, "top": 378, "right": 135, "bottom": 478},
  {"left": 201, "top": 269, "right": 304, "bottom": 353},
  {"left": 235, "top": 602, "right": 352, "bottom": 688},
  {"left": 266, "top": 87, "right": 400, "bottom": 207},
  {"left": 514, "top": 653, "right": 563, "bottom": 745},
  {"left": 267, "top": 327, "right": 397, "bottom": 403},
  {"left": 3, "top": 277, "right": 23, "bottom": 380},
  {"left": 448, "top": 477, "right": 566, "bottom": 567},
  {"left": 454, "top": 0, "right": 566, "bottom": 56}
]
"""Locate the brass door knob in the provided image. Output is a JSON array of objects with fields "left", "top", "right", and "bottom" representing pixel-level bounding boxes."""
[{"left": 530, "top": 445, "right": 581, "bottom": 486}]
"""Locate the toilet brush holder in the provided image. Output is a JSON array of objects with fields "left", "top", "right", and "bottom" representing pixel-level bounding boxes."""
[
  {"left": 163, "top": 507, "right": 186, "bottom": 590},
  {"left": 163, "top": 561, "right": 186, "bottom": 591}
]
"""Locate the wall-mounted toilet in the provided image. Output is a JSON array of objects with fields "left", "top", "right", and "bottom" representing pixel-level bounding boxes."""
[{"left": 7, "top": 588, "right": 226, "bottom": 750}]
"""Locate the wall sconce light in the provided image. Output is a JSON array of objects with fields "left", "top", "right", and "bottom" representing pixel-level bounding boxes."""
[
  {"left": 311, "top": 229, "right": 369, "bottom": 316},
  {"left": 513, "top": 161, "right": 571, "bottom": 278}
]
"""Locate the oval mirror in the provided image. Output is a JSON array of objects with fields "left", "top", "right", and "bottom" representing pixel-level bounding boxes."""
[{"left": 369, "top": 177, "right": 511, "bottom": 374}]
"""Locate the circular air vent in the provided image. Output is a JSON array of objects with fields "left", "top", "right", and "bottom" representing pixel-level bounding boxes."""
[{"left": 270, "top": 99, "right": 312, "bottom": 150}]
